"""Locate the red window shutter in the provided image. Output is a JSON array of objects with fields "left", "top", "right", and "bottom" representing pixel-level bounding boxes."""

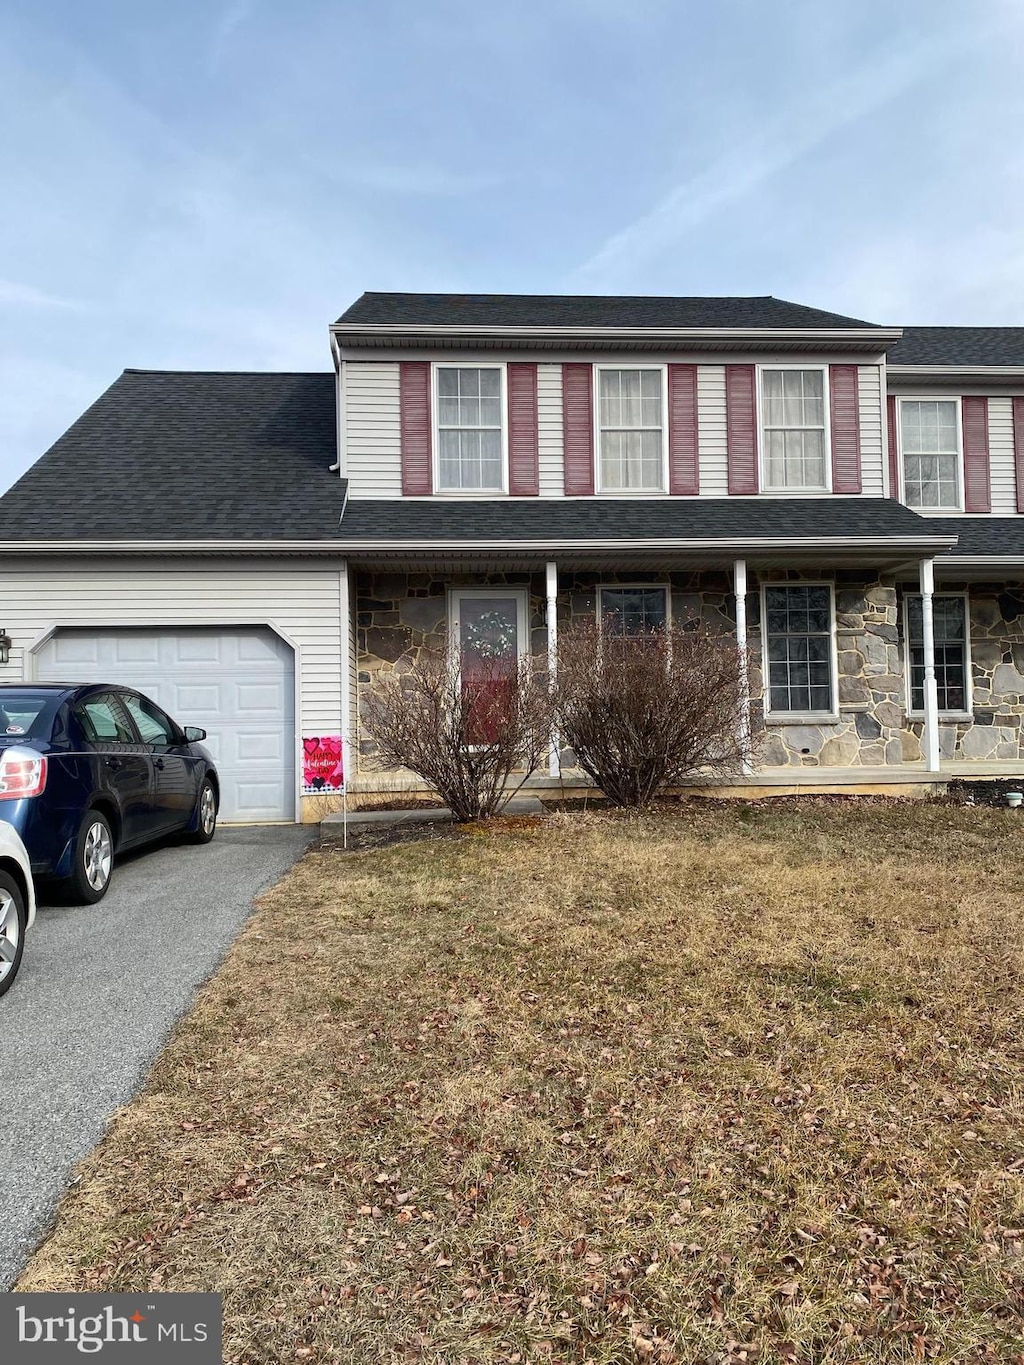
[
  {"left": 668, "top": 364, "right": 699, "bottom": 495},
  {"left": 886, "top": 394, "right": 900, "bottom": 497},
  {"left": 507, "top": 363, "right": 539, "bottom": 496},
  {"left": 725, "top": 364, "right": 758, "bottom": 494},
  {"left": 562, "top": 363, "right": 594, "bottom": 496},
  {"left": 829, "top": 364, "right": 861, "bottom": 494},
  {"left": 1014, "top": 397, "right": 1024, "bottom": 514},
  {"left": 962, "top": 396, "right": 991, "bottom": 513},
  {"left": 399, "top": 361, "right": 432, "bottom": 495}
]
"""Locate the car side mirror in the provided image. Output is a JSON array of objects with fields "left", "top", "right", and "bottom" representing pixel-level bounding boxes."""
[{"left": 183, "top": 725, "right": 207, "bottom": 742}]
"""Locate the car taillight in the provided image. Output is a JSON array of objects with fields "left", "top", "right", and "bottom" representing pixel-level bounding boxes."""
[{"left": 0, "top": 747, "right": 47, "bottom": 799}]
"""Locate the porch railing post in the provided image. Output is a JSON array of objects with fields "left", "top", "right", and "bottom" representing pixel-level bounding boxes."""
[
  {"left": 920, "top": 557, "right": 941, "bottom": 772},
  {"left": 734, "top": 558, "right": 752, "bottom": 776},
  {"left": 546, "top": 561, "right": 560, "bottom": 778}
]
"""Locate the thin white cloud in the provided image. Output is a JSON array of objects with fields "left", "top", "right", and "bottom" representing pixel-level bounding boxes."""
[
  {"left": 302, "top": 154, "right": 505, "bottom": 198},
  {"left": 0, "top": 278, "right": 84, "bottom": 311},
  {"left": 209, "top": 0, "right": 253, "bottom": 72},
  {"left": 569, "top": 21, "right": 998, "bottom": 289}
]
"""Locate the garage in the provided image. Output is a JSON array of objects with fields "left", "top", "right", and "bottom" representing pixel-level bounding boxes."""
[{"left": 35, "top": 627, "right": 296, "bottom": 822}]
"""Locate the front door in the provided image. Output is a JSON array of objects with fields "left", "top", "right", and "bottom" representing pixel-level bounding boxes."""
[{"left": 450, "top": 590, "right": 529, "bottom": 744}]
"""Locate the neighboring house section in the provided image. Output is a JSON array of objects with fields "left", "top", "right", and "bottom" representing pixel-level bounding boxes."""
[{"left": 2, "top": 294, "right": 1024, "bottom": 817}]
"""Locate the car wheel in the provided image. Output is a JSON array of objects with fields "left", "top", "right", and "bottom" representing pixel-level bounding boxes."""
[
  {"left": 0, "top": 871, "right": 27, "bottom": 998},
  {"left": 186, "top": 779, "right": 218, "bottom": 845},
  {"left": 67, "top": 810, "right": 114, "bottom": 904}
]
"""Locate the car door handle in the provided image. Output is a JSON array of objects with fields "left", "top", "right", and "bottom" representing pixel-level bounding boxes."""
[
  {"left": 104, "top": 756, "right": 123, "bottom": 771},
  {"left": 154, "top": 757, "right": 165, "bottom": 771}
]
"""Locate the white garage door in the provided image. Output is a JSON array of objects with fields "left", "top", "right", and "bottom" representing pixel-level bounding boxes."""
[{"left": 36, "top": 627, "right": 296, "bottom": 822}]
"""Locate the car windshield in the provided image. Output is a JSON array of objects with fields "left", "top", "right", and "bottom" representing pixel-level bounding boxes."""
[{"left": 0, "top": 691, "right": 57, "bottom": 740}]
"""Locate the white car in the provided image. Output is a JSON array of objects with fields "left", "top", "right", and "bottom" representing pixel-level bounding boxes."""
[{"left": 0, "top": 822, "right": 35, "bottom": 998}]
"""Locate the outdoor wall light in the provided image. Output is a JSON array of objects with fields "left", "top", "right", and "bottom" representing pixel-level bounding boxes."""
[{"left": 0, "top": 631, "right": 11, "bottom": 665}]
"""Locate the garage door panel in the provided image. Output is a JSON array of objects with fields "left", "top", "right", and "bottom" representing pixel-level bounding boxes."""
[{"left": 36, "top": 628, "right": 295, "bottom": 822}]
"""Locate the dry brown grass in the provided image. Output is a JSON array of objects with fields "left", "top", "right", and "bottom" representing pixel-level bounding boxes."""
[{"left": 18, "top": 800, "right": 1024, "bottom": 1364}]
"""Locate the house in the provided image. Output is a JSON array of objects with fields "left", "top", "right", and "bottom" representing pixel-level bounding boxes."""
[{"left": 1, "top": 292, "right": 1023, "bottom": 821}]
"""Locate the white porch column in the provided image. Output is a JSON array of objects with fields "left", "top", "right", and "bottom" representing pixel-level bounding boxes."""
[
  {"left": 734, "top": 558, "right": 752, "bottom": 775},
  {"left": 919, "top": 557, "right": 941, "bottom": 772},
  {"left": 339, "top": 560, "right": 353, "bottom": 790},
  {"left": 545, "top": 561, "right": 560, "bottom": 777}
]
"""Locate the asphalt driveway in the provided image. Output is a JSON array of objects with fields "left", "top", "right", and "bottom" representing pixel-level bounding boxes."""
[{"left": 0, "top": 823, "right": 314, "bottom": 1289}]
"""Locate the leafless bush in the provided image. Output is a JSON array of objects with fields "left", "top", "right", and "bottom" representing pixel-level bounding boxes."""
[
  {"left": 551, "top": 617, "right": 750, "bottom": 806},
  {"left": 362, "top": 651, "right": 551, "bottom": 821}
]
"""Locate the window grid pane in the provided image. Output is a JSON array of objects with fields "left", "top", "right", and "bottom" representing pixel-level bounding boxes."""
[
  {"left": 599, "top": 369, "right": 664, "bottom": 491},
  {"left": 900, "top": 401, "right": 959, "bottom": 508},
  {"left": 437, "top": 367, "right": 503, "bottom": 491},
  {"left": 764, "top": 586, "right": 834, "bottom": 713},
  {"left": 906, "top": 594, "right": 968, "bottom": 712},
  {"left": 600, "top": 588, "right": 667, "bottom": 638},
  {"left": 762, "top": 370, "right": 827, "bottom": 490}
]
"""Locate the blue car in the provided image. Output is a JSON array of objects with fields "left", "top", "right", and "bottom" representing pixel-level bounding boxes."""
[{"left": 0, "top": 684, "right": 219, "bottom": 904}]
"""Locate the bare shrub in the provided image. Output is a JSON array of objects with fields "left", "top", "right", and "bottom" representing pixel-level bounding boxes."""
[
  {"left": 551, "top": 617, "right": 750, "bottom": 806},
  {"left": 362, "top": 651, "right": 551, "bottom": 821}
]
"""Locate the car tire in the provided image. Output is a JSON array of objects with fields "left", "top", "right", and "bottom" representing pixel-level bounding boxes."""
[
  {"left": 186, "top": 779, "right": 218, "bottom": 845},
  {"left": 0, "top": 870, "right": 27, "bottom": 998},
  {"left": 65, "top": 809, "right": 114, "bottom": 905}
]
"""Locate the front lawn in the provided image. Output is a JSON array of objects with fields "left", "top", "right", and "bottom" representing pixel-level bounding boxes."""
[{"left": 19, "top": 802, "right": 1024, "bottom": 1363}]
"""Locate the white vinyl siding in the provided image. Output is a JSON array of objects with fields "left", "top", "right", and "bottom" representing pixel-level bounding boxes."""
[
  {"left": 343, "top": 362, "right": 402, "bottom": 497},
  {"left": 858, "top": 364, "right": 884, "bottom": 496},
  {"left": 0, "top": 560, "right": 345, "bottom": 738},
  {"left": 988, "top": 397, "right": 1017, "bottom": 514},
  {"left": 697, "top": 365, "right": 728, "bottom": 495},
  {"left": 536, "top": 362, "right": 564, "bottom": 497}
]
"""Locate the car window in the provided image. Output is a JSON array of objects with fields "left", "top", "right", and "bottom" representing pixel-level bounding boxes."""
[
  {"left": 123, "top": 694, "right": 175, "bottom": 746},
  {"left": 0, "top": 692, "right": 55, "bottom": 739},
  {"left": 76, "top": 694, "right": 135, "bottom": 744}
]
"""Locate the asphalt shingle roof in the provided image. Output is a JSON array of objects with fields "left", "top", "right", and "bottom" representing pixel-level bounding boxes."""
[
  {"left": 336, "top": 292, "right": 879, "bottom": 331},
  {"left": 0, "top": 370, "right": 344, "bottom": 541},
  {"left": 918, "top": 519, "right": 1024, "bottom": 558},
  {"left": 886, "top": 327, "right": 1024, "bottom": 367},
  {"left": 336, "top": 497, "right": 939, "bottom": 544}
]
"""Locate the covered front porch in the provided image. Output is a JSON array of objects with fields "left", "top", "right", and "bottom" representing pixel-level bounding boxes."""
[{"left": 341, "top": 524, "right": 1024, "bottom": 800}]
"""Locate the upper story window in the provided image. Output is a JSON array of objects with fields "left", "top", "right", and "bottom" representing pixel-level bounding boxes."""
[
  {"left": 763, "top": 584, "right": 836, "bottom": 716},
  {"left": 597, "top": 367, "right": 666, "bottom": 492},
  {"left": 436, "top": 366, "right": 504, "bottom": 492},
  {"left": 598, "top": 586, "right": 668, "bottom": 637},
  {"left": 899, "top": 399, "right": 960, "bottom": 509},
  {"left": 761, "top": 368, "right": 829, "bottom": 491}
]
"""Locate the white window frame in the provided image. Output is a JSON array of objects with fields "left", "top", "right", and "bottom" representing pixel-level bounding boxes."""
[
  {"left": 895, "top": 394, "right": 964, "bottom": 513},
  {"left": 593, "top": 364, "right": 669, "bottom": 495},
  {"left": 448, "top": 587, "right": 530, "bottom": 667},
  {"left": 757, "top": 364, "right": 832, "bottom": 495},
  {"left": 760, "top": 581, "right": 839, "bottom": 720},
  {"left": 595, "top": 583, "right": 671, "bottom": 635},
  {"left": 903, "top": 589, "right": 973, "bottom": 720},
  {"left": 432, "top": 362, "right": 509, "bottom": 496}
]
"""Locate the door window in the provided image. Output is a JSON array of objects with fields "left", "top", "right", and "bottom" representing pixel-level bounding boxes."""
[
  {"left": 451, "top": 592, "right": 526, "bottom": 744},
  {"left": 123, "top": 694, "right": 176, "bottom": 746},
  {"left": 75, "top": 693, "right": 136, "bottom": 744}
]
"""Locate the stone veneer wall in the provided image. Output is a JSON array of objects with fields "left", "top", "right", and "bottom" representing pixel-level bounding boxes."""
[
  {"left": 750, "top": 571, "right": 916, "bottom": 769},
  {"left": 905, "top": 582, "right": 1024, "bottom": 761},
  {"left": 353, "top": 568, "right": 955, "bottom": 777}
]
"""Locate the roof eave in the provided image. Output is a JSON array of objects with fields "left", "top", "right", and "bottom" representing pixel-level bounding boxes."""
[{"left": 332, "top": 323, "right": 902, "bottom": 354}]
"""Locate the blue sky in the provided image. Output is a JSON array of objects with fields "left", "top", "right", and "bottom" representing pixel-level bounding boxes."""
[{"left": 3, "top": 0, "right": 1024, "bottom": 491}]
